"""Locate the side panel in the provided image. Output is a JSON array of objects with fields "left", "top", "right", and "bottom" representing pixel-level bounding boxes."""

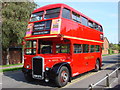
[{"left": 61, "top": 18, "right": 103, "bottom": 42}]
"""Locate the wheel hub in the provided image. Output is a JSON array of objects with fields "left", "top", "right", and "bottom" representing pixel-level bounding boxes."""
[{"left": 61, "top": 71, "right": 68, "bottom": 82}]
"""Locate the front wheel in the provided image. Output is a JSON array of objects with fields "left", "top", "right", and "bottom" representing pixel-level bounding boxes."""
[{"left": 55, "top": 66, "right": 69, "bottom": 87}]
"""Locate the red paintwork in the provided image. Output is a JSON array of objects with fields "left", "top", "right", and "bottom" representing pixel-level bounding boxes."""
[{"left": 23, "top": 3, "right": 104, "bottom": 77}]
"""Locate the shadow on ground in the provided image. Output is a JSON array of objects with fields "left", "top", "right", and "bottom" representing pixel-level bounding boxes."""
[{"left": 3, "top": 70, "right": 57, "bottom": 88}]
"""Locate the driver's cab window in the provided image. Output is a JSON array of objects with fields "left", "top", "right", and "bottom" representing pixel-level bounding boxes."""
[
  {"left": 41, "top": 45, "right": 52, "bottom": 54},
  {"left": 38, "top": 40, "right": 52, "bottom": 54}
]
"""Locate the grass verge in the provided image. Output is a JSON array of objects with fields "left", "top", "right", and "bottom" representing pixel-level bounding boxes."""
[
  {"left": 0, "top": 67, "right": 22, "bottom": 72},
  {"left": 0, "top": 63, "right": 23, "bottom": 67},
  {"left": 102, "top": 53, "right": 120, "bottom": 56}
]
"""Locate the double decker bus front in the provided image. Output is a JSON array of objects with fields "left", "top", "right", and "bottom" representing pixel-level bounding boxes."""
[{"left": 25, "top": 7, "right": 62, "bottom": 38}]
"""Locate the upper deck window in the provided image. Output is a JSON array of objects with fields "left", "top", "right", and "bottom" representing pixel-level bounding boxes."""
[
  {"left": 99, "top": 25, "right": 103, "bottom": 32},
  {"left": 44, "top": 8, "right": 60, "bottom": 19},
  {"left": 62, "top": 8, "right": 71, "bottom": 20},
  {"left": 88, "top": 21, "right": 94, "bottom": 29},
  {"left": 81, "top": 16, "right": 88, "bottom": 26},
  {"left": 72, "top": 12, "right": 81, "bottom": 23},
  {"left": 94, "top": 23, "right": 99, "bottom": 30},
  {"left": 30, "top": 11, "right": 44, "bottom": 22}
]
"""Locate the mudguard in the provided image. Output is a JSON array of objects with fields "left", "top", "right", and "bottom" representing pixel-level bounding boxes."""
[{"left": 50, "top": 62, "right": 71, "bottom": 79}]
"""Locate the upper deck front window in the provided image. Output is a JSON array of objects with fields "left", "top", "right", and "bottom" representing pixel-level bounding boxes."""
[
  {"left": 30, "top": 11, "right": 44, "bottom": 22},
  {"left": 44, "top": 8, "right": 60, "bottom": 19}
]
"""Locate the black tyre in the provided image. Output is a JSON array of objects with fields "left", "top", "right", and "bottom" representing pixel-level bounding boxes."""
[
  {"left": 55, "top": 66, "right": 69, "bottom": 87},
  {"left": 24, "top": 73, "right": 34, "bottom": 82},
  {"left": 94, "top": 60, "right": 100, "bottom": 72}
]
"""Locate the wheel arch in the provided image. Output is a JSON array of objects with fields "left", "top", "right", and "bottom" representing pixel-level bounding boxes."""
[
  {"left": 96, "top": 57, "right": 101, "bottom": 69},
  {"left": 50, "top": 62, "right": 72, "bottom": 81}
]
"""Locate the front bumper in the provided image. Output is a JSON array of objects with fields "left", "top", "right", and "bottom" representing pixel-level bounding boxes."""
[{"left": 22, "top": 67, "right": 53, "bottom": 80}]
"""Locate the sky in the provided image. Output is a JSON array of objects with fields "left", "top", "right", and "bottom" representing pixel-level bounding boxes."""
[{"left": 34, "top": 0, "right": 118, "bottom": 44}]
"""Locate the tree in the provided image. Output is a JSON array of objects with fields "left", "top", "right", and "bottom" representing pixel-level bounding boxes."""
[{"left": 2, "top": 1, "right": 37, "bottom": 64}]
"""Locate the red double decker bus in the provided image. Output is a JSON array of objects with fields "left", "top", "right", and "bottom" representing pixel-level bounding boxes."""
[{"left": 22, "top": 3, "right": 104, "bottom": 87}]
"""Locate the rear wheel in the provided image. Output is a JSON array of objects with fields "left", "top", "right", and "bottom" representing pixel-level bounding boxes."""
[
  {"left": 55, "top": 66, "right": 69, "bottom": 87},
  {"left": 94, "top": 60, "right": 100, "bottom": 72}
]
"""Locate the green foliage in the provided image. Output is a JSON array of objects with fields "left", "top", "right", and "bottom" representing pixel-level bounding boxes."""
[
  {"left": 2, "top": 1, "right": 37, "bottom": 50},
  {"left": 109, "top": 43, "right": 120, "bottom": 51},
  {"left": 108, "top": 49, "right": 114, "bottom": 54}
]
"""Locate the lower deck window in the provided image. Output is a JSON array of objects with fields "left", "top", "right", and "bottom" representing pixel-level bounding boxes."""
[
  {"left": 56, "top": 44, "right": 70, "bottom": 53},
  {"left": 25, "top": 40, "right": 36, "bottom": 55},
  {"left": 96, "top": 45, "right": 100, "bottom": 52},
  {"left": 90, "top": 45, "right": 95, "bottom": 52},
  {"left": 74, "top": 44, "right": 82, "bottom": 53},
  {"left": 38, "top": 40, "right": 52, "bottom": 54},
  {"left": 83, "top": 44, "right": 89, "bottom": 53}
]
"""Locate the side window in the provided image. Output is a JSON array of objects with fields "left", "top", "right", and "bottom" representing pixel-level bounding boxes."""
[
  {"left": 94, "top": 23, "right": 99, "bottom": 30},
  {"left": 88, "top": 21, "right": 94, "bottom": 29},
  {"left": 81, "top": 16, "right": 88, "bottom": 26},
  {"left": 96, "top": 45, "right": 100, "bottom": 52},
  {"left": 98, "top": 25, "right": 103, "bottom": 32},
  {"left": 56, "top": 44, "right": 70, "bottom": 53},
  {"left": 72, "top": 12, "right": 81, "bottom": 23},
  {"left": 83, "top": 44, "right": 89, "bottom": 53},
  {"left": 90, "top": 45, "right": 95, "bottom": 52},
  {"left": 74, "top": 44, "right": 82, "bottom": 53},
  {"left": 62, "top": 8, "right": 71, "bottom": 19}
]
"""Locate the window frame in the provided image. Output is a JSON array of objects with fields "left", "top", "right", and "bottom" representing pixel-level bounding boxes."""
[
  {"left": 83, "top": 44, "right": 89, "bottom": 53},
  {"left": 62, "top": 8, "right": 71, "bottom": 20},
  {"left": 81, "top": 16, "right": 88, "bottom": 26},
  {"left": 56, "top": 44, "right": 70, "bottom": 53},
  {"left": 30, "top": 11, "right": 44, "bottom": 22},
  {"left": 72, "top": 12, "right": 81, "bottom": 23},
  {"left": 25, "top": 40, "right": 37, "bottom": 55},
  {"left": 95, "top": 45, "right": 100, "bottom": 52},
  {"left": 74, "top": 44, "right": 82, "bottom": 54},
  {"left": 90, "top": 45, "right": 95, "bottom": 53},
  {"left": 44, "top": 8, "right": 61, "bottom": 19}
]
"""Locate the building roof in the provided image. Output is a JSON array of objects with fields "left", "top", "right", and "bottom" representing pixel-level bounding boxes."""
[{"left": 104, "top": 37, "right": 109, "bottom": 43}]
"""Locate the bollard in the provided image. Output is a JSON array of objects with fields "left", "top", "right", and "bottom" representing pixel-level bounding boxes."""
[
  {"left": 106, "top": 74, "right": 110, "bottom": 87},
  {"left": 89, "top": 84, "right": 93, "bottom": 90},
  {"left": 116, "top": 70, "right": 118, "bottom": 78}
]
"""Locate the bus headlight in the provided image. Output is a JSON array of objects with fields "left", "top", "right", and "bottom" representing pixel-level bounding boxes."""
[
  {"left": 45, "top": 67, "right": 50, "bottom": 71},
  {"left": 26, "top": 65, "right": 30, "bottom": 68}
]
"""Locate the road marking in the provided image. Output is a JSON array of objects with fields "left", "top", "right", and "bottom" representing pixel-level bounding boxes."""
[{"left": 0, "top": 83, "right": 2, "bottom": 84}]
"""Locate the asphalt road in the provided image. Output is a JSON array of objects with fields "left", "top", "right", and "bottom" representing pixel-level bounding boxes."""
[{"left": 1, "top": 54, "right": 120, "bottom": 89}]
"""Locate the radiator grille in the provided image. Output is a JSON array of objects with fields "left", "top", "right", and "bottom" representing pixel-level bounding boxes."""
[{"left": 32, "top": 56, "right": 44, "bottom": 79}]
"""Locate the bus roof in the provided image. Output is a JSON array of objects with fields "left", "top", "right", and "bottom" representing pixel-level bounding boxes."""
[{"left": 33, "top": 3, "right": 101, "bottom": 26}]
